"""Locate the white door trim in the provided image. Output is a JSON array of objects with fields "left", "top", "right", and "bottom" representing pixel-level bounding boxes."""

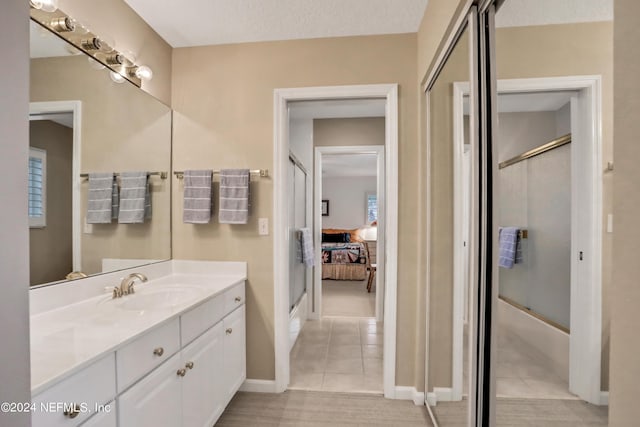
[
  {"left": 315, "top": 145, "right": 385, "bottom": 322},
  {"left": 29, "top": 100, "right": 82, "bottom": 273},
  {"left": 452, "top": 75, "right": 603, "bottom": 404},
  {"left": 274, "top": 84, "right": 398, "bottom": 398}
]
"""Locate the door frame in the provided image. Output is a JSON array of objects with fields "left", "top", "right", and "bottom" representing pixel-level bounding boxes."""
[
  {"left": 273, "top": 84, "right": 399, "bottom": 398},
  {"left": 29, "top": 100, "right": 82, "bottom": 273},
  {"left": 453, "top": 75, "right": 604, "bottom": 405},
  {"left": 314, "top": 145, "right": 385, "bottom": 322}
]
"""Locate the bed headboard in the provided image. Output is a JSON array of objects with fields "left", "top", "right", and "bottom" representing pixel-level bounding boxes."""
[{"left": 321, "top": 228, "right": 365, "bottom": 243}]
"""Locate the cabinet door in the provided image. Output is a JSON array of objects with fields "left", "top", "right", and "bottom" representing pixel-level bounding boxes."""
[
  {"left": 80, "top": 402, "right": 116, "bottom": 427},
  {"left": 181, "top": 322, "right": 225, "bottom": 427},
  {"left": 118, "top": 352, "right": 182, "bottom": 427},
  {"left": 223, "top": 305, "right": 246, "bottom": 404}
]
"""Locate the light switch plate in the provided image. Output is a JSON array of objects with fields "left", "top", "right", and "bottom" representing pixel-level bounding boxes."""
[
  {"left": 607, "top": 214, "right": 613, "bottom": 233},
  {"left": 258, "top": 218, "right": 269, "bottom": 235}
]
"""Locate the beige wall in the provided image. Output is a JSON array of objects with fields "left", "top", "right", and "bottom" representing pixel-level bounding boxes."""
[
  {"left": 58, "top": 0, "right": 172, "bottom": 105},
  {"left": 172, "top": 34, "right": 418, "bottom": 383},
  {"left": 611, "top": 0, "right": 640, "bottom": 423},
  {"left": 314, "top": 117, "right": 385, "bottom": 146},
  {"left": 31, "top": 55, "right": 172, "bottom": 277},
  {"left": 29, "top": 120, "right": 73, "bottom": 285},
  {"left": 495, "top": 21, "right": 613, "bottom": 390}
]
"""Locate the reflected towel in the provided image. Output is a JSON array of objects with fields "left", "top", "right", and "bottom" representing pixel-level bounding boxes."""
[
  {"left": 118, "top": 172, "right": 148, "bottom": 224},
  {"left": 219, "top": 169, "right": 250, "bottom": 224},
  {"left": 300, "top": 228, "right": 315, "bottom": 267},
  {"left": 87, "top": 172, "right": 115, "bottom": 224},
  {"left": 498, "top": 227, "right": 523, "bottom": 269},
  {"left": 183, "top": 170, "right": 213, "bottom": 224}
]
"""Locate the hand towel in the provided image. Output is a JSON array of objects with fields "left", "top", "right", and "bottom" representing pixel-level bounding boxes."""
[
  {"left": 300, "top": 227, "right": 315, "bottom": 267},
  {"left": 87, "top": 172, "right": 115, "bottom": 224},
  {"left": 183, "top": 170, "right": 213, "bottom": 224},
  {"left": 118, "top": 171, "right": 148, "bottom": 224},
  {"left": 144, "top": 181, "right": 152, "bottom": 220},
  {"left": 219, "top": 169, "right": 250, "bottom": 224},
  {"left": 111, "top": 177, "right": 119, "bottom": 220},
  {"left": 498, "top": 227, "right": 523, "bottom": 269}
]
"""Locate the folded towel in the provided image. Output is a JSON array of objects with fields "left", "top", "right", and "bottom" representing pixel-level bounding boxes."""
[
  {"left": 87, "top": 172, "right": 115, "bottom": 224},
  {"left": 498, "top": 227, "right": 523, "bottom": 269},
  {"left": 144, "top": 181, "right": 152, "bottom": 220},
  {"left": 111, "top": 177, "right": 119, "bottom": 220},
  {"left": 219, "top": 169, "right": 250, "bottom": 224},
  {"left": 183, "top": 170, "right": 213, "bottom": 224},
  {"left": 300, "top": 228, "right": 315, "bottom": 267},
  {"left": 118, "top": 171, "right": 148, "bottom": 224}
]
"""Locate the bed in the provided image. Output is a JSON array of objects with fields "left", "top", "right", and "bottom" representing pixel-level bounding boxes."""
[{"left": 321, "top": 229, "right": 368, "bottom": 281}]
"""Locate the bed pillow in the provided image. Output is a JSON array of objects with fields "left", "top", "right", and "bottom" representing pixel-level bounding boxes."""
[
  {"left": 322, "top": 228, "right": 364, "bottom": 243},
  {"left": 322, "top": 232, "right": 350, "bottom": 243}
]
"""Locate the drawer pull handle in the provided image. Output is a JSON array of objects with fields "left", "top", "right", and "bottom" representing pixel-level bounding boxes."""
[
  {"left": 235, "top": 296, "right": 242, "bottom": 302},
  {"left": 63, "top": 403, "right": 81, "bottom": 419},
  {"left": 153, "top": 347, "right": 164, "bottom": 357},
  {"left": 177, "top": 368, "right": 187, "bottom": 377},
  {"left": 185, "top": 361, "right": 194, "bottom": 369},
  {"left": 226, "top": 328, "right": 233, "bottom": 335}
]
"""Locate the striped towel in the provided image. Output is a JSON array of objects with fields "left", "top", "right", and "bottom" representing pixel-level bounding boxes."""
[
  {"left": 219, "top": 169, "right": 250, "bottom": 224},
  {"left": 498, "top": 227, "right": 523, "bottom": 269},
  {"left": 111, "top": 177, "right": 119, "bottom": 220},
  {"left": 118, "top": 172, "right": 148, "bottom": 224},
  {"left": 87, "top": 172, "right": 115, "bottom": 224},
  {"left": 300, "top": 228, "right": 315, "bottom": 267},
  {"left": 183, "top": 170, "right": 213, "bottom": 224}
]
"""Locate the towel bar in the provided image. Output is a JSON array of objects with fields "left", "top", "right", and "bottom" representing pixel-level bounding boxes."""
[
  {"left": 80, "top": 171, "right": 168, "bottom": 180},
  {"left": 173, "top": 169, "right": 269, "bottom": 180}
]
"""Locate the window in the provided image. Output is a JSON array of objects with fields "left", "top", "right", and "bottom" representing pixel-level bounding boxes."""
[
  {"left": 28, "top": 147, "right": 46, "bottom": 228},
  {"left": 366, "top": 192, "right": 377, "bottom": 224}
]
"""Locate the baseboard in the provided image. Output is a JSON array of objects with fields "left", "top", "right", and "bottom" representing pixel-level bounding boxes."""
[
  {"left": 394, "top": 386, "right": 425, "bottom": 406},
  {"left": 434, "top": 387, "right": 453, "bottom": 402},
  {"left": 239, "top": 379, "right": 278, "bottom": 393},
  {"left": 426, "top": 392, "right": 437, "bottom": 406},
  {"left": 599, "top": 391, "right": 609, "bottom": 406}
]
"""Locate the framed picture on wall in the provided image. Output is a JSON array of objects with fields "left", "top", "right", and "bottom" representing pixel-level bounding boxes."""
[{"left": 321, "top": 200, "right": 329, "bottom": 216}]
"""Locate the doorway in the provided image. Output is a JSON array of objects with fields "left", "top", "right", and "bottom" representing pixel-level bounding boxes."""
[{"left": 273, "top": 84, "right": 399, "bottom": 398}]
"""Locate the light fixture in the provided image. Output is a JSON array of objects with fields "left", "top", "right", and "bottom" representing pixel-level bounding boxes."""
[
  {"left": 105, "top": 54, "right": 125, "bottom": 66},
  {"left": 87, "top": 57, "right": 105, "bottom": 70},
  {"left": 30, "top": 0, "right": 58, "bottom": 12},
  {"left": 110, "top": 71, "right": 125, "bottom": 84},
  {"left": 81, "top": 37, "right": 102, "bottom": 51},
  {"left": 49, "top": 16, "right": 75, "bottom": 32},
  {"left": 132, "top": 65, "right": 153, "bottom": 81}
]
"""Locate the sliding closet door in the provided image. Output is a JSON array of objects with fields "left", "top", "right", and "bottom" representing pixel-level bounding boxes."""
[{"left": 288, "top": 159, "right": 307, "bottom": 311}]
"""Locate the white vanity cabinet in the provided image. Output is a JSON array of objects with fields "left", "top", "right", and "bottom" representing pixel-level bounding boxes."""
[{"left": 119, "top": 283, "right": 245, "bottom": 427}]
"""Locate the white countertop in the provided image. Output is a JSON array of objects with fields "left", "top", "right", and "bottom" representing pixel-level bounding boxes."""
[{"left": 30, "top": 264, "right": 246, "bottom": 396}]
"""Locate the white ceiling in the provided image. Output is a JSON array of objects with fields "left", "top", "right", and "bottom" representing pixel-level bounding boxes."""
[
  {"left": 289, "top": 99, "right": 385, "bottom": 120},
  {"left": 123, "top": 0, "right": 428, "bottom": 48},
  {"left": 322, "top": 153, "right": 377, "bottom": 178},
  {"left": 496, "top": 0, "right": 612, "bottom": 28},
  {"left": 30, "top": 21, "right": 79, "bottom": 58}
]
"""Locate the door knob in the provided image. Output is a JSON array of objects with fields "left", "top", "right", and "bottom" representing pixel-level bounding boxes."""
[{"left": 153, "top": 347, "right": 164, "bottom": 356}]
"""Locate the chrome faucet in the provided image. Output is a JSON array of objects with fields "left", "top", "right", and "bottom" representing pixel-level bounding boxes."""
[{"left": 112, "top": 273, "right": 148, "bottom": 298}]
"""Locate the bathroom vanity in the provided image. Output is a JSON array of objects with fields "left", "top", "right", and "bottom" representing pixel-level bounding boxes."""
[{"left": 29, "top": 261, "right": 246, "bottom": 427}]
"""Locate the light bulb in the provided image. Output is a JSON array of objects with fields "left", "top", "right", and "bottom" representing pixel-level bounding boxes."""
[
  {"left": 110, "top": 71, "right": 125, "bottom": 84},
  {"left": 87, "top": 57, "right": 105, "bottom": 70},
  {"left": 134, "top": 65, "right": 153, "bottom": 81},
  {"left": 31, "top": 0, "right": 59, "bottom": 12}
]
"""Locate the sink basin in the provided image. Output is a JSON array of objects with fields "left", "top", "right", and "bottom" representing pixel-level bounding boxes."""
[{"left": 100, "top": 285, "right": 204, "bottom": 311}]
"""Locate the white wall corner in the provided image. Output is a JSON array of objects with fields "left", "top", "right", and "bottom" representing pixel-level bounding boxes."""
[
  {"left": 394, "top": 386, "right": 425, "bottom": 406},
  {"left": 239, "top": 379, "right": 278, "bottom": 393}
]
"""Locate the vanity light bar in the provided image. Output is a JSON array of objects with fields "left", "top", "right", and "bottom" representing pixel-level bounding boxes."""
[
  {"left": 80, "top": 172, "right": 168, "bottom": 180},
  {"left": 173, "top": 169, "right": 269, "bottom": 180}
]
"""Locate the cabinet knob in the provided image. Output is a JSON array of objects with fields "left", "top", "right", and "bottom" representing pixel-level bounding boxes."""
[
  {"left": 226, "top": 328, "right": 233, "bottom": 335},
  {"left": 185, "top": 361, "right": 194, "bottom": 370},
  {"left": 153, "top": 347, "right": 164, "bottom": 357},
  {"left": 177, "top": 368, "right": 187, "bottom": 377},
  {"left": 235, "top": 296, "right": 242, "bottom": 302},
  {"left": 63, "top": 403, "right": 81, "bottom": 419}
]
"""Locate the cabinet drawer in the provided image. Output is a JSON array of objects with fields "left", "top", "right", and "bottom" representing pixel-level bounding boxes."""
[
  {"left": 79, "top": 401, "right": 116, "bottom": 427},
  {"left": 116, "top": 318, "right": 180, "bottom": 392},
  {"left": 180, "top": 294, "right": 225, "bottom": 346},
  {"left": 223, "top": 283, "right": 245, "bottom": 315},
  {"left": 32, "top": 354, "right": 116, "bottom": 427}
]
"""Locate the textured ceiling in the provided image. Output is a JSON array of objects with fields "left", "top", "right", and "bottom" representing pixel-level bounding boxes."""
[
  {"left": 496, "top": 0, "right": 612, "bottom": 28},
  {"left": 123, "top": 0, "right": 428, "bottom": 47}
]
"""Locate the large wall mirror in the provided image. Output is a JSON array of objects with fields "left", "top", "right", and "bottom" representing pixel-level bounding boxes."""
[{"left": 29, "top": 19, "right": 172, "bottom": 287}]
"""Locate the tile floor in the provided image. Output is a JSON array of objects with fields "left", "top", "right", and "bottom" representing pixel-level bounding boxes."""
[
  {"left": 289, "top": 317, "right": 384, "bottom": 393},
  {"left": 322, "top": 279, "right": 375, "bottom": 318}
]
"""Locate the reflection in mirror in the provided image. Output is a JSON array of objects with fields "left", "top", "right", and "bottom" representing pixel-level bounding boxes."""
[
  {"left": 491, "top": 0, "right": 611, "bottom": 424},
  {"left": 426, "top": 24, "right": 473, "bottom": 425},
  {"left": 29, "top": 20, "right": 172, "bottom": 287}
]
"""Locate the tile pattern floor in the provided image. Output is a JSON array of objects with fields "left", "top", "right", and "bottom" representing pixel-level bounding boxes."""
[
  {"left": 289, "top": 317, "right": 383, "bottom": 393},
  {"left": 322, "top": 279, "right": 375, "bottom": 318}
]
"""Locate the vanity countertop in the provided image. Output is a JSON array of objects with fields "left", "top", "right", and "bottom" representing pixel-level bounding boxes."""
[{"left": 30, "top": 270, "right": 246, "bottom": 395}]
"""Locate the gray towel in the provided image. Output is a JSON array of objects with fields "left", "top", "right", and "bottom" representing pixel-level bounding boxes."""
[
  {"left": 219, "top": 169, "right": 250, "bottom": 224},
  {"left": 87, "top": 173, "right": 115, "bottom": 224},
  {"left": 111, "top": 177, "right": 119, "bottom": 220},
  {"left": 300, "top": 228, "right": 315, "bottom": 267},
  {"left": 498, "top": 227, "right": 523, "bottom": 269},
  {"left": 144, "top": 181, "right": 152, "bottom": 220},
  {"left": 118, "top": 171, "right": 148, "bottom": 224},
  {"left": 183, "top": 170, "right": 213, "bottom": 224}
]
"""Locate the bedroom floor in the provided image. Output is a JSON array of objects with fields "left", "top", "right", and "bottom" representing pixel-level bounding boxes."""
[
  {"left": 289, "top": 317, "right": 383, "bottom": 393},
  {"left": 322, "top": 279, "right": 375, "bottom": 317}
]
